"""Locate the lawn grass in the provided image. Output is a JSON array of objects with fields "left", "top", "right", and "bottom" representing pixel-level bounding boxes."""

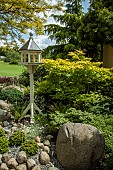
[{"left": 0, "top": 61, "right": 25, "bottom": 76}]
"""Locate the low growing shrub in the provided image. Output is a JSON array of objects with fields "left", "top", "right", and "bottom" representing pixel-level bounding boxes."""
[
  {"left": 0, "top": 89, "right": 23, "bottom": 103},
  {"left": 9, "top": 131, "right": 26, "bottom": 146},
  {"left": 21, "top": 140, "right": 38, "bottom": 156},
  {"left": 0, "top": 128, "right": 6, "bottom": 137},
  {"left": 0, "top": 136, "right": 9, "bottom": 154}
]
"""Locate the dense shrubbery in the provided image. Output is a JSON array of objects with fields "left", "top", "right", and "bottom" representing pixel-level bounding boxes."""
[
  {"left": 21, "top": 140, "right": 38, "bottom": 156},
  {"left": 9, "top": 131, "right": 26, "bottom": 146},
  {"left": 0, "top": 89, "right": 23, "bottom": 103},
  {"left": 18, "top": 51, "right": 113, "bottom": 169},
  {"left": 0, "top": 128, "right": 9, "bottom": 154},
  {"left": 0, "top": 136, "right": 9, "bottom": 154}
]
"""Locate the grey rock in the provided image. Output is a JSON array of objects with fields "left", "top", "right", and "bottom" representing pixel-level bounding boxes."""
[
  {"left": 0, "top": 154, "right": 2, "bottom": 164},
  {"left": 56, "top": 122, "right": 104, "bottom": 170},
  {"left": 11, "top": 126, "right": 18, "bottom": 133},
  {"left": 0, "top": 163, "right": 9, "bottom": 170},
  {"left": 48, "top": 167, "right": 59, "bottom": 170},
  {"left": 39, "top": 151, "right": 50, "bottom": 165},
  {"left": 2, "top": 153, "right": 11, "bottom": 164},
  {"left": 43, "top": 146, "right": 50, "bottom": 154},
  {"left": 7, "top": 158, "right": 18, "bottom": 169},
  {"left": 43, "top": 140, "right": 51, "bottom": 147},
  {"left": 37, "top": 143, "right": 44, "bottom": 148},
  {"left": 46, "top": 135, "right": 53, "bottom": 140},
  {"left": 16, "top": 151, "right": 27, "bottom": 164},
  {"left": 16, "top": 164, "right": 27, "bottom": 170},
  {"left": 27, "top": 158, "right": 36, "bottom": 170},
  {"left": 0, "top": 100, "right": 10, "bottom": 111},
  {"left": 35, "top": 136, "right": 41, "bottom": 143},
  {"left": 32, "top": 165, "right": 41, "bottom": 170},
  {"left": 3, "top": 121, "right": 9, "bottom": 127}
]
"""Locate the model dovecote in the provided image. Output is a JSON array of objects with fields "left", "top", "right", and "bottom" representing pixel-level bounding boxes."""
[
  {"left": 19, "top": 33, "right": 42, "bottom": 65},
  {"left": 19, "top": 33, "right": 43, "bottom": 123}
]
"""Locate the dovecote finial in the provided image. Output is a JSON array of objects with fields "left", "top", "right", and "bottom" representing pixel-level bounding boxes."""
[{"left": 29, "top": 32, "right": 33, "bottom": 39}]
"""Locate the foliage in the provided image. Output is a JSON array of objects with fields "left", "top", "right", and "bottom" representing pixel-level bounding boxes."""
[
  {"left": 0, "top": 128, "right": 6, "bottom": 137},
  {"left": 9, "top": 131, "right": 26, "bottom": 146},
  {"left": 32, "top": 58, "right": 113, "bottom": 112},
  {"left": 77, "top": 9, "right": 113, "bottom": 61},
  {"left": 44, "top": 0, "right": 83, "bottom": 59},
  {"left": 0, "top": 0, "right": 63, "bottom": 43},
  {"left": 25, "top": 123, "right": 45, "bottom": 140},
  {"left": 74, "top": 92, "right": 113, "bottom": 115},
  {"left": 0, "top": 89, "right": 24, "bottom": 103},
  {"left": 0, "top": 136, "right": 9, "bottom": 154},
  {"left": 10, "top": 103, "right": 28, "bottom": 123},
  {"left": 21, "top": 140, "right": 38, "bottom": 156}
]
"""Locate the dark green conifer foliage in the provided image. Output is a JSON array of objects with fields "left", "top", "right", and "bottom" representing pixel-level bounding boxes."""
[{"left": 44, "top": 0, "right": 83, "bottom": 59}]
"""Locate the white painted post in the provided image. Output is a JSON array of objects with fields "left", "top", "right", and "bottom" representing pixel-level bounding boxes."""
[
  {"left": 30, "top": 67, "right": 34, "bottom": 123},
  {"left": 38, "top": 53, "right": 41, "bottom": 63}
]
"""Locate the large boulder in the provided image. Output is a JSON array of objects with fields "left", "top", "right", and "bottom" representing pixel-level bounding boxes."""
[{"left": 56, "top": 122, "right": 104, "bottom": 170}]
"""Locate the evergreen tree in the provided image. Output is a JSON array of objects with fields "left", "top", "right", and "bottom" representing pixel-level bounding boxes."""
[
  {"left": 44, "top": 0, "right": 83, "bottom": 59},
  {"left": 77, "top": 0, "right": 113, "bottom": 61}
]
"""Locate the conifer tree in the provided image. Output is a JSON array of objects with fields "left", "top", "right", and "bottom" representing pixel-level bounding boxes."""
[{"left": 44, "top": 0, "right": 84, "bottom": 59}]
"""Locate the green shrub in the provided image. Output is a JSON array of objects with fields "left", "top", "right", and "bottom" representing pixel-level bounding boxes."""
[
  {"left": 74, "top": 92, "right": 113, "bottom": 115},
  {"left": 9, "top": 131, "right": 25, "bottom": 146},
  {"left": 0, "top": 89, "right": 23, "bottom": 103},
  {"left": 21, "top": 140, "right": 38, "bottom": 156},
  {"left": 0, "top": 136, "right": 9, "bottom": 154},
  {"left": 0, "top": 128, "right": 6, "bottom": 137}
]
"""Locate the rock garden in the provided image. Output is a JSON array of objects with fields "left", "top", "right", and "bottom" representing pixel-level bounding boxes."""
[{"left": 0, "top": 55, "right": 113, "bottom": 170}]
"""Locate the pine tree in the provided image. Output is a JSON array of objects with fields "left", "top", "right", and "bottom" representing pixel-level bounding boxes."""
[{"left": 44, "top": 0, "right": 83, "bottom": 59}]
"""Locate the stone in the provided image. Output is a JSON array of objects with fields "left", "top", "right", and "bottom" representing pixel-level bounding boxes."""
[
  {"left": 27, "top": 158, "right": 36, "bottom": 170},
  {"left": 43, "top": 140, "right": 51, "bottom": 147},
  {"left": 3, "top": 121, "right": 9, "bottom": 127},
  {"left": 32, "top": 165, "right": 41, "bottom": 170},
  {"left": 0, "top": 100, "right": 10, "bottom": 111},
  {"left": 35, "top": 136, "right": 41, "bottom": 143},
  {"left": 37, "top": 143, "right": 44, "bottom": 148},
  {"left": 0, "top": 154, "right": 2, "bottom": 164},
  {"left": 43, "top": 146, "right": 50, "bottom": 154},
  {"left": 7, "top": 158, "right": 18, "bottom": 169},
  {"left": 16, "top": 164, "right": 27, "bottom": 170},
  {"left": 11, "top": 126, "right": 18, "bottom": 133},
  {"left": 0, "top": 109, "right": 7, "bottom": 122},
  {"left": 46, "top": 135, "right": 53, "bottom": 140},
  {"left": 48, "top": 167, "right": 59, "bottom": 170},
  {"left": 39, "top": 151, "right": 50, "bottom": 165},
  {"left": 0, "top": 163, "right": 9, "bottom": 170},
  {"left": 2, "top": 153, "right": 11, "bottom": 164},
  {"left": 16, "top": 151, "right": 27, "bottom": 164},
  {"left": 56, "top": 122, "right": 104, "bottom": 170}
]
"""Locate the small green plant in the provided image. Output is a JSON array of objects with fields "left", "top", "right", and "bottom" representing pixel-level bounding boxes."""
[
  {"left": 9, "top": 131, "right": 25, "bottom": 146},
  {"left": 10, "top": 103, "right": 28, "bottom": 123},
  {"left": 0, "top": 128, "right": 6, "bottom": 137},
  {"left": 0, "top": 89, "right": 23, "bottom": 103},
  {"left": 0, "top": 136, "right": 9, "bottom": 154},
  {"left": 21, "top": 140, "right": 38, "bottom": 156}
]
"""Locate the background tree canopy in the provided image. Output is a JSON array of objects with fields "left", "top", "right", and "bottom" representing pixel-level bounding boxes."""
[
  {"left": 0, "top": 0, "right": 63, "bottom": 43},
  {"left": 44, "top": 0, "right": 113, "bottom": 61}
]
